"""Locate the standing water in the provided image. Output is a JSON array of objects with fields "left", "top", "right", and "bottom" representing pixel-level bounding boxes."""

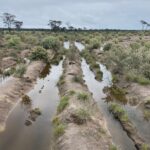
[
  {"left": 0, "top": 75, "right": 10, "bottom": 85},
  {"left": 0, "top": 60, "right": 63, "bottom": 150},
  {"left": 74, "top": 41, "right": 85, "bottom": 52},
  {"left": 81, "top": 59, "right": 136, "bottom": 150},
  {"left": 64, "top": 41, "right": 70, "bottom": 49}
]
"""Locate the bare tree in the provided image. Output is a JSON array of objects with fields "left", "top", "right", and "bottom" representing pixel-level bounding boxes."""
[
  {"left": 1, "top": 13, "right": 16, "bottom": 31},
  {"left": 13, "top": 20, "right": 23, "bottom": 29},
  {"left": 48, "top": 20, "right": 62, "bottom": 30},
  {"left": 140, "top": 20, "right": 148, "bottom": 30}
]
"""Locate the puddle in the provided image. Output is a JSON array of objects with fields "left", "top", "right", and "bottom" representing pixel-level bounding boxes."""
[
  {"left": 81, "top": 59, "right": 136, "bottom": 150},
  {"left": 0, "top": 75, "right": 10, "bottom": 85},
  {"left": 0, "top": 60, "right": 63, "bottom": 150},
  {"left": 124, "top": 105, "right": 150, "bottom": 144},
  {"left": 64, "top": 41, "right": 70, "bottom": 49},
  {"left": 74, "top": 41, "right": 85, "bottom": 51}
]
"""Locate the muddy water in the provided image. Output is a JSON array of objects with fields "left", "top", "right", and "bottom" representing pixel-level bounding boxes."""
[
  {"left": 81, "top": 59, "right": 136, "bottom": 150},
  {"left": 0, "top": 61, "right": 63, "bottom": 150},
  {"left": 64, "top": 41, "right": 70, "bottom": 49},
  {"left": 74, "top": 41, "right": 85, "bottom": 51}
]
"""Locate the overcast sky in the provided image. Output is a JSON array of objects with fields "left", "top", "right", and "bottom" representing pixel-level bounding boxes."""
[{"left": 0, "top": 0, "right": 150, "bottom": 29}]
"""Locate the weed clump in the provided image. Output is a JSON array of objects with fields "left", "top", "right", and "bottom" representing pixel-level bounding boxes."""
[
  {"left": 42, "top": 36, "right": 61, "bottom": 51},
  {"left": 52, "top": 117, "right": 66, "bottom": 138},
  {"left": 72, "top": 75, "right": 83, "bottom": 83},
  {"left": 14, "top": 64, "right": 26, "bottom": 78},
  {"left": 57, "top": 96, "right": 69, "bottom": 113},
  {"left": 22, "top": 95, "right": 31, "bottom": 104},
  {"left": 71, "top": 108, "right": 90, "bottom": 124},
  {"left": 30, "top": 46, "right": 49, "bottom": 63},
  {"left": 109, "top": 103, "right": 129, "bottom": 122},
  {"left": 77, "top": 92, "right": 89, "bottom": 101}
]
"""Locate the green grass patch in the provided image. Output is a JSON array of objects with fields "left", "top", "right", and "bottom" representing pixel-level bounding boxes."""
[
  {"left": 57, "top": 96, "right": 69, "bottom": 113},
  {"left": 109, "top": 103, "right": 129, "bottom": 122},
  {"left": 77, "top": 92, "right": 89, "bottom": 101},
  {"left": 72, "top": 108, "right": 90, "bottom": 124}
]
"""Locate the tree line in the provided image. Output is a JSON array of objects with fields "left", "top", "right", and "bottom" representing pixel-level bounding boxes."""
[
  {"left": 0, "top": 13, "right": 150, "bottom": 32},
  {"left": 0, "top": 12, "right": 80, "bottom": 32}
]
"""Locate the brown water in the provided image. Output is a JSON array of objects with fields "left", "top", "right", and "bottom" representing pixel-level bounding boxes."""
[
  {"left": 0, "top": 60, "right": 63, "bottom": 150},
  {"left": 81, "top": 59, "right": 136, "bottom": 150}
]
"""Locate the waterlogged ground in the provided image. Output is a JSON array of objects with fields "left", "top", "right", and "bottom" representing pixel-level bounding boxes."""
[
  {"left": 81, "top": 59, "right": 136, "bottom": 150},
  {"left": 0, "top": 61, "right": 63, "bottom": 150}
]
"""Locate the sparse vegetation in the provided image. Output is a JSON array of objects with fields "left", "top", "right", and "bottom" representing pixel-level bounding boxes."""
[
  {"left": 30, "top": 46, "right": 49, "bottom": 63},
  {"left": 109, "top": 144, "right": 117, "bottom": 150},
  {"left": 81, "top": 49, "right": 103, "bottom": 81},
  {"left": 42, "top": 36, "right": 61, "bottom": 51},
  {"left": 109, "top": 103, "right": 129, "bottom": 122},
  {"left": 22, "top": 95, "right": 31, "bottom": 104},
  {"left": 77, "top": 92, "right": 89, "bottom": 101},
  {"left": 57, "top": 96, "right": 69, "bottom": 113},
  {"left": 71, "top": 108, "right": 90, "bottom": 124},
  {"left": 72, "top": 75, "right": 83, "bottom": 83},
  {"left": 14, "top": 64, "right": 26, "bottom": 78}
]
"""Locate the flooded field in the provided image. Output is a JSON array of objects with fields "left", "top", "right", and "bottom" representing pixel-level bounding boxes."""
[
  {"left": 0, "top": 60, "right": 63, "bottom": 150},
  {"left": 81, "top": 59, "right": 136, "bottom": 150}
]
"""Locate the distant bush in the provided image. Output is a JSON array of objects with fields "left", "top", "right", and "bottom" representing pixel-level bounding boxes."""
[
  {"left": 130, "top": 42, "right": 140, "bottom": 50},
  {"left": 30, "top": 46, "right": 49, "bottom": 63},
  {"left": 103, "top": 43, "right": 112, "bottom": 51},
  {"left": 42, "top": 36, "right": 61, "bottom": 51},
  {"left": 88, "top": 38, "right": 100, "bottom": 49}
]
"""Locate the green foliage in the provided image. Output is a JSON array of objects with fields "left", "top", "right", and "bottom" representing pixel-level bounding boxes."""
[
  {"left": 69, "top": 90, "right": 76, "bottom": 96},
  {"left": 72, "top": 75, "right": 83, "bottom": 83},
  {"left": 130, "top": 42, "right": 140, "bottom": 50},
  {"left": 142, "top": 144, "right": 149, "bottom": 150},
  {"left": 109, "top": 103, "right": 129, "bottom": 122},
  {"left": 88, "top": 38, "right": 100, "bottom": 49},
  {"left": 57, "top": 96, "right": 69, "bottom": 113},
  {"left": 103, "top": 43, "right": 112, "bottom": 51},
  {"left": 3, "top": 68, "right": 15, "bottom": 76},
  {"left": 143, "top": 110, "right": 150, "bottom": 121},
  {"left": 14, "top": 64, "right": 26, "bottom": 78},
  {"left": 53, "top": 123, "right": 65, "bottom": 138},
  {"left": 42, "top": 36, "right": 61, "bottom": 51},
  {"left": 109, "top": 144, "right": 118, "bottom": 150},
  {"left": 7, "top": 35, "right": 21, "bottom": 48},
  {"left": 30, "top": 46, "right": 49, "bottom": 63},
  {"left": 77, "top": 92, "right": 89, "bottom": 101},
  {"left": 72, "top": 108, "right": 90, "bottom": 124},
  {"left": 81, "top": 49, "right": 103, "bottom": 81}
]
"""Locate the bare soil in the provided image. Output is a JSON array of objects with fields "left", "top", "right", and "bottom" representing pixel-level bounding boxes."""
[{"left": 53, "top": 50, "right": 112, "bottom": 150}]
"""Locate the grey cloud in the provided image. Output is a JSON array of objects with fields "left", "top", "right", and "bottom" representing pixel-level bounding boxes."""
[{"left": 0, "top": 0, "right": 150, "bottom": 29}]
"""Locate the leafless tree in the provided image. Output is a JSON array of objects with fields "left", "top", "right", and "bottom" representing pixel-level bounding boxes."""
[{"left": 1, "top": 13, "right": 16, "bottom": 31}]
